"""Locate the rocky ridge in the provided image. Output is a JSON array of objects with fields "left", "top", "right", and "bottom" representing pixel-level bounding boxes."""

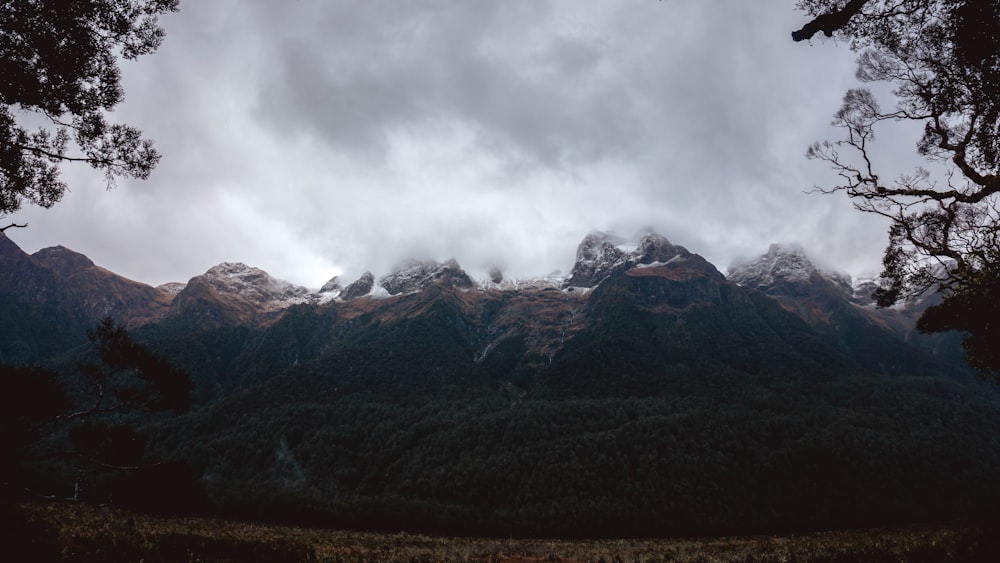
[
  {"left": 1, "top": 235, "right": 174, "bottom": 328},
  {"left": 2, "top": 230, "right": 901, "bottom": 332},
  {"left": 377, "top": 258, "right": 474, "bottom": 296},
  {"left": 563, "top": 232, "right": 691, "bottom": 289}
]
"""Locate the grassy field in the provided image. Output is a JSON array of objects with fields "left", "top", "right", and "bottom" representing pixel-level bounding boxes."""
[{"left": 12, "top": 501, "right": 1000, "bottom": 562}]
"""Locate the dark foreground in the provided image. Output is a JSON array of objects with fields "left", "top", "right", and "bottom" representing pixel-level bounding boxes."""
[{"left": 11, "top": 501, "right": 1000, "bottom": 562}]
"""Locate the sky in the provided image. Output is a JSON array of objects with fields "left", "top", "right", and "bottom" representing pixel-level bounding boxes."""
[{"left": 7, "top": 0, "right": 925, "bottom": 288}]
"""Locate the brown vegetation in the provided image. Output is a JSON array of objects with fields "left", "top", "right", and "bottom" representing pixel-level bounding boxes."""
[{"left": 14, "top": 501, "right": 1000, "bottom": 562}]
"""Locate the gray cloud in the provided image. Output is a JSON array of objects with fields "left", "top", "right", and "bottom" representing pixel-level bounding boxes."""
[{"left": 8, "top": 0, "right": 908, "bottom": 288}]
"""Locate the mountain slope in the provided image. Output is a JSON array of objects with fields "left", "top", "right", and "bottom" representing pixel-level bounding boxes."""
[
  {"left": 8, "top": 230, "right": 1000, "bottom": 537},
  {"left": 728, "top": 244, "right": 969, "bottom": 373},
  {"left": 1, "top": 233, "right": 171, "bottom": 362},
  {"left": 141, "top": 234, "right": 1000, "bottom": 537}
]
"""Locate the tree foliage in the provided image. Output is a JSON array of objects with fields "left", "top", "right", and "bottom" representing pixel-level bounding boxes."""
[
  {"left": 2, "top": 318, "right": 192, "bottom": 504},
  {"left": 74, "top": 316, "right": 192, "bottom": 418},
  {"left": 0, "top": 364, "right": 71, "bottom": 499},
  {"left": 794, "top": 0, "right": 1000, "bottom": 374},
  {"left": 0, "top": 0, "right": 178, "bottom": 229}
]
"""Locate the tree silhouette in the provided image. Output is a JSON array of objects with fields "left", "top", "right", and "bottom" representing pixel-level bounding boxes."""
[
  {"left": 2, "top": 317, "right": 192, "bottom": 504},
  {"left": 0, "top": 0, "right": 178, "bottom": 230},
  {"left": 794, "top": 0, "right": 1000, "bottom": 374},
  {"left": 0, "top": 364, "right": 70, "bottom": 500}
]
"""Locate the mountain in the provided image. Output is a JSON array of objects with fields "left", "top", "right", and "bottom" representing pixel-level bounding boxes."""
[
  {"left": 31, "top": 245, "right": 175, "bottom": 327},
  {"left": 727, "top": 243, "right": 967, "bottom": 371},
  {"left": 167, "top": 262, "right": 317, "bottom": 329},
  {"left": 7, "top": 230, "right": 1000, "bottom": 538},
  {"left": 563, "top": 231, "right": 691, "bottom": 288},
  {"left": 4, "top": 231, "right": 973, "bottom": 386},
  {"left": 377, "top": 258, "right": 474, "bottom": 295},
  {"left": 0, "top": 232, "right": 173, "bottom": 363},
  {"left": 141, "top": 231, "right": 998, "bottom": 537}
]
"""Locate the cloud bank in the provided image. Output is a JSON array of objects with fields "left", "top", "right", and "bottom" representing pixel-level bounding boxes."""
[{"left": 10, "top": 0, "right": 908, "bottom": 288}]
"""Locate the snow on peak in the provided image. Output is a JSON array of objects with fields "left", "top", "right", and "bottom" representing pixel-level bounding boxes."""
[
  {"left": 341, "top": 272, "right": 375, "bottom": 300},
  {"left": 377, "top": 258, "right": 473, "bottom": 296},
  {"left": 851, "top": 273, "right": 881, "bottom": 306},
  {"left": 563, "top": 230, "right": 686, "bottom": 289},
  {"left": 476, "top": 270, "right": 565, "bottom": 292},
  {"left": 198, "top": 262, "right": 313, "bottom": 308},
  {"left": 319, "top": 276, "right": 343, "bottom": 294},
  {"left": 727, "top": 244, "right": 853, "bottom": 296},
  {"left": 156, "top": 282, "right": 187, "bottom": 295},
  {"left": 728, "top": 244, "right": 818, "bottom": 287}
]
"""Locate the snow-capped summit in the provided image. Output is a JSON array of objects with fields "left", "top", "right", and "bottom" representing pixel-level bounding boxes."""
[
  {"left": 563, "top": 232, "right": 630, "bottom": 288},
  {"left": 729, "top": 244, "right": 814, "bottom": 287},
  {"left": 634, "top": 232, "right": 688, "bottom": 265},
  {"left": 727, "top": 244, "right": 854, "bottom": 299},
  {"left": 156, "top": 282, "right": 187, "bottom": 295},
  {"left": 319, "top": 276, "right": 343, "bottom": 294},
  {"left": 851, "top": 274, "right": 881, "bottom": 306},
  {"left": 193, "top": 262, "right": 313, "bottom": 310},
  {"left": 378, "top": 258, "right": 473, "bottom": 296},
  {"left": 341, "top": 272, "right": 375, "bottom": 300},
  {"left": 207, "top": 262, "right": 312, "bottom": 301},
  {"left": 563, "top": 231, "right": 688, "bottom": 289}
]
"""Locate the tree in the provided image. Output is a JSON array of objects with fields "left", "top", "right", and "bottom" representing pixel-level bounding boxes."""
[
  {"left": 2, "top": 317, "right": 193, "bottom": 504},
  {"left": 0, "top": 0, "right": 179, "bottom": 231},
  {"left": 794, "top": 0, "right": 1000, "bottom": 375},
  {"left": 72, "top": 316, "right": 191, "bottom": 420},
  {"left": 0, "top": 364, "right": 71, "bottom": 500}
]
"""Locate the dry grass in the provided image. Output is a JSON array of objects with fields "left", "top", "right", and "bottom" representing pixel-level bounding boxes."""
[{"left": 14, "top": 501, "right": 1000, "bottom": 562}]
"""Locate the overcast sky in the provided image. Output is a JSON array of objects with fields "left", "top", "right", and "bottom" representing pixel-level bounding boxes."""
[{"left": 8, "top": 0, "right": 922, "bottom": 288}]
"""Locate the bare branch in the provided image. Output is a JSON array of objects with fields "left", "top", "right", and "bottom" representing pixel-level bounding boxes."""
[
  {"left": 792, "top": 0, "right": 871, "bottom": 41},
  {"left": 0, "top": 222, "right": 28, "bottom": 232}
]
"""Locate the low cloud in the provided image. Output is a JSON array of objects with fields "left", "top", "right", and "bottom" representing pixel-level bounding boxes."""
[{"left": 9, "top": 0, "right": 903, "bottom": 287}]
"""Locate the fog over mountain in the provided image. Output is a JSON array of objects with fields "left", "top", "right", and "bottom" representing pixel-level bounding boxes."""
[{"left": 7, "top": 0, "right": 921, "bottom": 288}]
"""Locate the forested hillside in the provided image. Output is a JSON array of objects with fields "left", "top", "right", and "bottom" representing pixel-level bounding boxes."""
[{"left": 7, "top": 232, "right": 1000, "bottom": 538}]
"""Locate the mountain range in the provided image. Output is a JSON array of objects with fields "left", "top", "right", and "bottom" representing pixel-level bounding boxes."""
[
  {"left": 0, "top": 229, "right": 959, "bottom": 374},
  {"left": 4, "top": 229, "right": 999, "bottom": 537}
]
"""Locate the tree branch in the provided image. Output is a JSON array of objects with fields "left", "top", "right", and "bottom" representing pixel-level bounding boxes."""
[
  {"left": 792, "top": 0, "right": 871, "bottom": 41},
  {"left": 13, "top": 142, "right": 111, "bottom": 166},
  {"left": 0, "top": 222, "right": 28, "bottom": 232}
]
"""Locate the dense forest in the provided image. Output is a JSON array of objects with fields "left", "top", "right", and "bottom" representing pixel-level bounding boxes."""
[{"left": 12, "top": 263, "right": 998, "bottom": 539}]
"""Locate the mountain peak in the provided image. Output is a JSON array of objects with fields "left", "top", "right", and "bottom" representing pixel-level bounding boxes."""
[
  {"left": 0, "top": 230, "right": 29, "bottom": 260},
  {"left": 729, "top": 244, "right": 817, "bottom": 287},
  {"left": 564, "top": 230, "right": 689, "bottom": 289},
  {"left": 180, "top": 262, "right": 313, "bottom": 313},
  {"left": 728, "top": 244, "right": 853, "bottom": 298},
  {"left": 635, "top": 232, "right": 688, "bottom": 265},
  {"left": 31, "top": 245, "right": 96, "bottom": 277},
  {"left": 564, "top": 232, "right": 630, "bottom": 288},
  {"left": 342, "top": 272, "right": 375, "bottom": 300},
  {"left": 319, "top": 276, "right": 342, "bottom": 294},
  {"left": 378, "top": 258, "right": 473, "bottom": 296}
]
